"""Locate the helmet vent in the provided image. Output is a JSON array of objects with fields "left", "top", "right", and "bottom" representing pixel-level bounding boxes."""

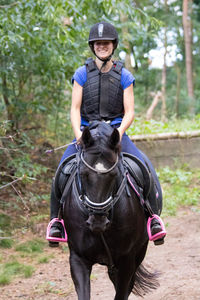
[{"left": 98, "top": 24, "right": 104, "bottom": 37}]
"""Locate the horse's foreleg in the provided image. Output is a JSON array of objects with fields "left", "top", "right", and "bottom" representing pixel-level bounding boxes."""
[
  {"left": 69, "top": 250, "right": 92, "bottom": 300},
  {"left": 113, "top": 254, "right": 136, "bottom": 300}
]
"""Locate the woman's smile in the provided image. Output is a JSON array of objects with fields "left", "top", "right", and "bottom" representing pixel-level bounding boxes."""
[{"left": 94, "top": 41, "right": 113, "bottom": 59}]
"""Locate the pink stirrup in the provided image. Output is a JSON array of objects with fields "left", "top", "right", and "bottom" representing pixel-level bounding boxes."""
[
  {"left": 46, "top": 218, "right": 68, "bottom": 242},
  {"left": 147, "top": 214, "right": 166, "bottom": 242}
]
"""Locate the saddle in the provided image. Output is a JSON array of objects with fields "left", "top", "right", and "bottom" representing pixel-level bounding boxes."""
[
  {"left": 53, "top": 152, "right": 161, "bottom": 216},
  {"left": 54, "top": 154, "right": 77, "bottom": 201},
  {"left": 122, "top": 152, "right": 152, "bottom": 200}
]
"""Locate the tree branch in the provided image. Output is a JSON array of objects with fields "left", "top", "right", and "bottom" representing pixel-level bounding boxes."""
[
  {"left": 11, "top": 183, "right": 30, "bottom": 212},
  {"left": 0, "top": 175, "right": 36, "bottom": 190},
  {"left": 0, "top": 2, "right": 19, "bottom": 9}
]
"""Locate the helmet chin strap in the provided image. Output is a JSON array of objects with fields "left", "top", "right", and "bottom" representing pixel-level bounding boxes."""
[{"left": 95, "top": 53, "right": 113, "bottom": 72}]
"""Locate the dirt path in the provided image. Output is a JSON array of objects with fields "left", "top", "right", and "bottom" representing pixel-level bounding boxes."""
[{"left": 1, "top": 207, "right": 200, "bottom": 299}]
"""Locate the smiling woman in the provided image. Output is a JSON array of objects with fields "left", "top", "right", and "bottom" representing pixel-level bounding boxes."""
[{"left": 47, "top": 21, "right": 166, "bottom": 249}]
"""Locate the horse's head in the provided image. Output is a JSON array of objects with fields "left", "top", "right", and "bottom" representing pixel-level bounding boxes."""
[{"left": 79, "top": 121, "right": 121, "bottom": 233}]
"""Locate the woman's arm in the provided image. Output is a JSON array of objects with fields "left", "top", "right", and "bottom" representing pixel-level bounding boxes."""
[
  {"left": 117, "top": 83, "right": 134, "bottom": 140},
  {"left": 70, "top": 80, "right": 83, "bottom": 141}
]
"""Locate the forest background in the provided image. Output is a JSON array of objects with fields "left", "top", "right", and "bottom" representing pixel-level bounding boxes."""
[{"left": 0, "top": 0, "right": 200, "bottom": 236}]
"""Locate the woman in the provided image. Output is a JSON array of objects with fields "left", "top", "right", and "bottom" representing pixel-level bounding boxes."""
[{"left": 48, "top": 22, "right": 166, "bottom": 246}]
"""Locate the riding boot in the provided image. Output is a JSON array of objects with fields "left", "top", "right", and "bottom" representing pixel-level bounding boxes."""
[
  {"left": 49, "top": 179, "right": 62, "bottom": 247},
  {"left": 146, "top": 179, "right": 166, "bottom": 245},
  {"left": 150, "top": 217, "right": 166, "bottom": 245}
]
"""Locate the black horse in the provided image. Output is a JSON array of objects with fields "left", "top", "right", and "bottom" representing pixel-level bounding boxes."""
[{"left": 61, "top": 121, "right": 159, "bottom": 300}]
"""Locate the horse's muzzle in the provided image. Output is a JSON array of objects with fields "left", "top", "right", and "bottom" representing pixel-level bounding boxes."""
[{"left": 86, "top": 214, "right": 110, "bottom": 233}]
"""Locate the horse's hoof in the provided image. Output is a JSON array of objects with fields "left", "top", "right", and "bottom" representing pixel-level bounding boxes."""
[
  {"left": 49, "top": 241, "right": 59, "bottom": 247},
  {"left": 154, "top": 238, "right": 165, "bottom": 246}
]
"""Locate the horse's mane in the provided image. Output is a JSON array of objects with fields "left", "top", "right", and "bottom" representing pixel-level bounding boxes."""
[{"left": 89, "top": 121, "right": 114, "bottom": 137}]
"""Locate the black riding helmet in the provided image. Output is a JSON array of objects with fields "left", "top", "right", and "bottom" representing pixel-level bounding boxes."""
[{"left": 88, "top": 22, "right": 118, "bottom": 62}]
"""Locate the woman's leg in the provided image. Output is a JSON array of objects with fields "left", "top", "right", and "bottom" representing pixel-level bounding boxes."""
[
  {"left": 121, "top": 132, "right": 166, "bottom": 245},
  {"left": 121, "top": 132, "right": 145, "bottom": 164},
  {"left": 49, "top": 140, "right": 78, "bottom": 245},
  {"left": 59, "top": 139, "right": 78, "bottom": 165}
]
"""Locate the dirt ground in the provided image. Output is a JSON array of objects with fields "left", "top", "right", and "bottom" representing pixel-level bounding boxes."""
[{"left": 1, "top": 207, "right": 200, "bottom": 300}]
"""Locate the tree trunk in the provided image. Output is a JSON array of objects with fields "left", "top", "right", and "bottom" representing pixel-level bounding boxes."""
[
  {"left": 161, "top": 0, "right": 168, "bottom": 122},
  {"left": 2, "top": 74, "right": 15, "bottom": 131},
  {"left": 146, "top": 91, "right": 162, "bottom": 120},
  {"left": 175, "top": 64, "right": 181, "bottom": 116},
  {"left": 120, "top": 14, "right": 133, "bottom": 73},
  {"left": 182, "top": 0, "right": 195, "bottom": 114}
]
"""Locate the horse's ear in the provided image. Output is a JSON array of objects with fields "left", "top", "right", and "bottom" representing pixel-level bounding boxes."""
[
  {"left": 108, "top": 128, "right": 120, "bottom": 150},
  {"left": 81, "top": 127, "right": 94, "bottom": 148}
]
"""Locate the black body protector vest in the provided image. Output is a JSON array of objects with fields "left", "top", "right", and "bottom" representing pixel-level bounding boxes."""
[{"left": 81, "top": 58, "right": 124, "bottom": 122}]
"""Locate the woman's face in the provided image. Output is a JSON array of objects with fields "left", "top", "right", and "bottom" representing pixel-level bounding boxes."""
[{"left": 94, "top": 40, "right": 114, "bottom": 60}]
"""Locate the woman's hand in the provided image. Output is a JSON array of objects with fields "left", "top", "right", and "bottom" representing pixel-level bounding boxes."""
[{"left": 75, "top": 131, "right": 82, "bottom": 144}]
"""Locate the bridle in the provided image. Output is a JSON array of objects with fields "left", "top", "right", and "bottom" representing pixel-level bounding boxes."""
[
  {"left": 80, "top": 152, "right": 119, "bottom": 174},
  {"left": 77, "top": 151, "right": 127, "bottom": 215},
  {"left": 73, "top": 149, "right": 128, "bottom": 272}
]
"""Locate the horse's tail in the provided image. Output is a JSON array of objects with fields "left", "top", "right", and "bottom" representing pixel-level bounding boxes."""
[{"left": 133, "top": 264, "right": 160, "bottom": 297}]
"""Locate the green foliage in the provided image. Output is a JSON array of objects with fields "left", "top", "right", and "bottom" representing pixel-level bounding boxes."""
[
  {"left": 0, "top": 238, "right": 14, "bottom": 249},
  {"left": 158, "top": 166, "right": 200, "bottom": 216},
  {"left": 127, "top": 115, "right": 200, "bottom": 135},
  {"left": 0, "top": 214, "right": 13, "bottom": 243},
  {"left": 0, "top": 213, "right": 11, "bottom": 230},
  {"left": 1, "top": 0, "right": 200, "bottom": 221}
]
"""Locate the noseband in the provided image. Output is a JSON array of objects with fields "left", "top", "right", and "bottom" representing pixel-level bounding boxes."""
[
  {"left": 80, "top": 152, "right": 119, "bottom": 174},
  {"left": 78, "top": 152, "right": 127, "bottom": 214}
]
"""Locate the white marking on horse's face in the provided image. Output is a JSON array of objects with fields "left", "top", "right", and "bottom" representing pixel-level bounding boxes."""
[{"left": 95, "top": 162, "right": 107, "bottom": 171}]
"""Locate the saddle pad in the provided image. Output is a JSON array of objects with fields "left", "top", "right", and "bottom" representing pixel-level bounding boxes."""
[
  {"left": 54, "top": 154, "right": 77, "bottom": 199},
  {"left": 122, "top": 152, "right": 151, "bottom": 199}
]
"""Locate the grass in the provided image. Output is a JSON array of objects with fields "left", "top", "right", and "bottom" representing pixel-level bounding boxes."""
[
  {"left": 158, "top": 166, "right": 200, "bottom": 216},
  {"left": 0, "top": 238, "right": 14, "bottom": 249},
  {"left": 0, "top": 260, "right": 34, "bottom": 286},
  {"left": 15, "top": 238, "right": 46, "bottom": 254},
  {"left": 37, "top": 254, "right": 53, "bottom": 264},
  {"left": 0, "top": 238, "right": 47, "bottom": 286}
]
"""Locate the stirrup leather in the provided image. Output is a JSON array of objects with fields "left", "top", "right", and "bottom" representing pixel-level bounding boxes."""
[
  {"left": 147, "top": 214, "right": 166, "bottom": 241},
  {"left": 46, "top": 218, "right": 68, "bottom": 242}
]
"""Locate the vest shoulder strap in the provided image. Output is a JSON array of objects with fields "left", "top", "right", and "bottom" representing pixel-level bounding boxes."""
[
  {"left": 113, "top": 60, "right": 124, "bottom": 74},
  {"left": 85, "top": 58, "right": 96, "bottom": 72}
]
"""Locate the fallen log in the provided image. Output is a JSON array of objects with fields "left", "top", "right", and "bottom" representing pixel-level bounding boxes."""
[{"left": 130, "top": 130, "right": 200, "bottom": 141}]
